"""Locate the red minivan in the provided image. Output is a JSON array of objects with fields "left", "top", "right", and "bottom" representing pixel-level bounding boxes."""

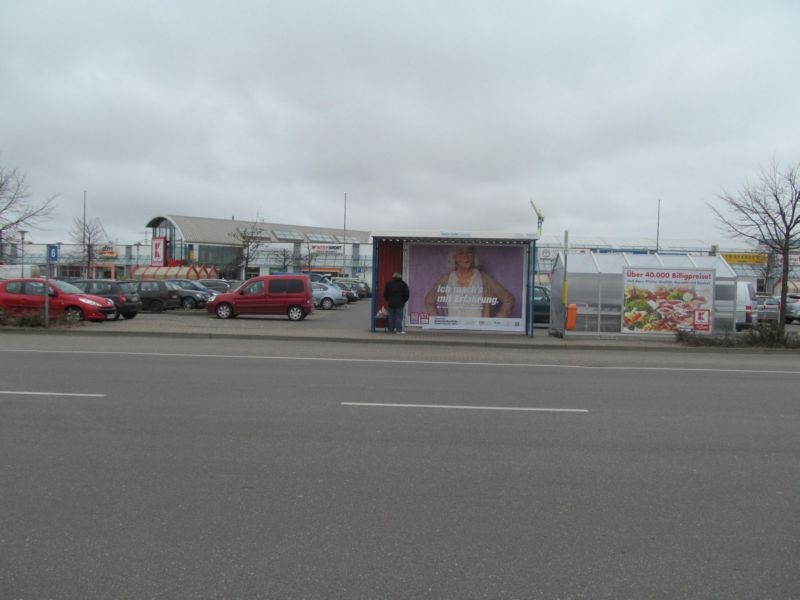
[{"left": 206, "top": 274, "right": 314, "bottom": 321}]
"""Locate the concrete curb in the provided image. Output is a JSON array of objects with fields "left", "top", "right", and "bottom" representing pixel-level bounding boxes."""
[{"left": 3, "top": 325, "right": 791, "bottom": 353}]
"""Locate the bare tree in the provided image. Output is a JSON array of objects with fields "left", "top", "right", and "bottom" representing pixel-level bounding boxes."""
[
  {"left": 755, "top": 249, "right": 779, "bottom": 293},
  {"left": 0, "top": 163, "right": 57, "bottom": 254},
  {"left": 265, "top": 246, "right": 295, "bottom": 272},
  {"left": 709, "top": 160, "right": 800, "bottom": 333},
  {"left": 295, "top": 241, "right": 319, "bottom": 273},
  {"left": 68, "top": 216, "right": 108, "bottom": 277},
  {"left": 228, "top": 221, "right": 270, "bottom": 279}
]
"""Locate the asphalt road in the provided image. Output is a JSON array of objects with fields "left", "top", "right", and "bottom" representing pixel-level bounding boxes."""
[{"left": 1, "top": 335, "right": 798, "bottom": 599}]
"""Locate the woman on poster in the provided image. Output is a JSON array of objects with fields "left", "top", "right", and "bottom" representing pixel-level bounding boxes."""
[{"left": 424, "top": 245, "right": 515, "bottom": 318}]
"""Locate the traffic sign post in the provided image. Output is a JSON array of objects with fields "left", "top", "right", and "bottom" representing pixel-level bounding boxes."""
[{"left": 45, "top": 245, "right": 59, "bottom": 327}]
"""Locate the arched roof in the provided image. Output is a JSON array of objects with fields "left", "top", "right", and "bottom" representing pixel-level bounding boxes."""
[{"left": 145, "top": 215, "right": 371, "bottom": 245}]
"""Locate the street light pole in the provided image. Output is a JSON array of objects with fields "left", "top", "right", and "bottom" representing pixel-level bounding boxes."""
[
  {"left": 343, "top": 192, "right": 347, "bottom": 275},
  {"left": 19, "top": 230, "right": 28, "bottom": 277},
  {"left": 656, "top": 198, "right": 661, "bottom": 254}
]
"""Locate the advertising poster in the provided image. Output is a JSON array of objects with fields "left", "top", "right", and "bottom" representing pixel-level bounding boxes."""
[
  {"left": 406, "top": 244, "right": 526, "bottom": 332},
  {"left": 97, "top": 243, "right": 117, "bottom": 258},
  {"left": 622, "top": 268, "right": 715, "bottom": 334},
  {"left": 151, "top": 237, "right": 166, "bottom": 266}
]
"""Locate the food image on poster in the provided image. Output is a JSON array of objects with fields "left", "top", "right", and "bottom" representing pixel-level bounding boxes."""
[{"left": 622, "top": 268, "right": 715, "bottom": 334}]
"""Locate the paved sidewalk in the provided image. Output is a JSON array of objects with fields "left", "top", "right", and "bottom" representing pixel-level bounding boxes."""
[{"left": 0, "top": 301, "right": 691, "bottom": 352}]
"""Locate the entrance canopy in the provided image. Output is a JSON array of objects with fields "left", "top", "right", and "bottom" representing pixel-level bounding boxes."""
[{"left": 130, "top": 264, "right": 219, "bottom": 280}]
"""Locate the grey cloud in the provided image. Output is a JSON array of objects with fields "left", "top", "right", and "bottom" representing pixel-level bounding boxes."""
[{"left": 1, "top": 1, "right": 799, "bottom": 244}]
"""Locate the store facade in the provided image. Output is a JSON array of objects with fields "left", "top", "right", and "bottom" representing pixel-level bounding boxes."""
[{"left": 145, "top": 215, "right": 372, "bottom": 279}]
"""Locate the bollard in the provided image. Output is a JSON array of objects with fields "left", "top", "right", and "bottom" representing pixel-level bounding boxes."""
[{"left": 566, "top": 303, "right": 577, "bottom": 331}]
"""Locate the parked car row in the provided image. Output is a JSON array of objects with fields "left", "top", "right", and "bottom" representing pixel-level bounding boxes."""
[
  {"left": 73, "top": 278, "right": 190, "bottom": 316},
  {"left": 312, "top": 282, "right": 348, "bottom": 310},
  {"left": 735, "top": 285, "right": 800, "bottom": 327},
  {"left": 786, "top": 293, "right": 800, "bottom": 323},
  {"left": 0, "top": 276, "right": 559, "bottom": 328},
  {"left": 0, "top": 274, "right": 350, "bottom": 324},
  {"left": 169, "top": 279, "right": 213, "bottom": 310},
  {"left": 754, "top": 294, "right": 781, "bottom": 325},
  {"left": 331, "top": 277, "right": 372, "bottom": 298},
  {"left": 0, "top": 276, "right": 229, "bottom": 323},
  {"left": 199, "top": 279, "right": 244, "bottom": 294},
  {"left": 71, "top": 279, "right": 142, "bottom": 319},
  {"left": 0, "top": 278, "right": 117, "bottom": 322}
]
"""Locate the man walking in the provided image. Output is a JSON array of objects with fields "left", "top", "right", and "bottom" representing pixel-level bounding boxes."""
[{"left": 383, "top": 272, "right": 410, "bottom": 334}]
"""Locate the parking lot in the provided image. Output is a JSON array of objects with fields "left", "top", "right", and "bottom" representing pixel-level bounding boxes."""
[
  {"left": 99, "top": 292, "right": 376, "bottom": 336},
  {"left": 91, "top": 295, "right": 800, "bottom": 338}
]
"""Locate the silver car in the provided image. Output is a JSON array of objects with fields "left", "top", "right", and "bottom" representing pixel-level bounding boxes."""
[
  {"left": 312, "top": 282, "right": 348, "bottom": 310},
  {"left": 785, "top": 293, "right": 800, "bottom": 323}
]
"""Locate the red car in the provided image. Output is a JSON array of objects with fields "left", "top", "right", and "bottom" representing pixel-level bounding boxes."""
[
  {"left": 206, "top": 274, "right": 314, "bottom": 321},
  {"left": 0, "top": 278, "right": 117, "bottom": 322}
]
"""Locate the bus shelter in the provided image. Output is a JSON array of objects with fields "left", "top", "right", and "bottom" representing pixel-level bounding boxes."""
[
  {"left": 370, "top": 231, "right": 539, "bottom": 336},
  {"left": 550, "top": 252, "right": 738, "bottom": 336}
]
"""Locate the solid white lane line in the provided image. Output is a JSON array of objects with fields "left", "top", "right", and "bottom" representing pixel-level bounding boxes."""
[
  {"left": 342, "top": 402, "right": 588, "bottom": 413},
  {"left": 2, "top": 348, "right": 799, "bottom": 375},
  {"left": 0, "top": 391, "right": 106, "bottom": 397}
]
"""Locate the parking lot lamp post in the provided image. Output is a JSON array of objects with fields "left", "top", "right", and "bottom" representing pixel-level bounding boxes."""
[
  {"left": 57, "top": 243, "right": 63, "bottom": 279},
  {"left": 19, "top": 230, "right": 28, "bottom": 276}
]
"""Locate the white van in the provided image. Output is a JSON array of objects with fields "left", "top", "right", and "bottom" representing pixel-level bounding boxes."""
[{"left": 735, "top": 281, "right": 757, "bottom": 331}]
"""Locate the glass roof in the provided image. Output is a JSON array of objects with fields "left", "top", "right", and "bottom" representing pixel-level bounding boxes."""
[
  {"left": 272, "top": 229, "right": 305, "bottom": 242},
  {"left": 336, "top": 235, "right": 361, "bottom": 244},
  {"left": 559, "top": 252, "right": 737, "bottom": 279},
  {"left": 306, "top": 233, "right": 336, "bottom": 243}
]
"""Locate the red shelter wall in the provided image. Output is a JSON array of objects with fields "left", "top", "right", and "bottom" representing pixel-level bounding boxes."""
[{"left": 375, "top": 240, "right": 404, "bottom": 305}]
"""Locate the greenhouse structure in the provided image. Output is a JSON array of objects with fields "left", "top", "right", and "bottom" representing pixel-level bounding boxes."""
[{"left": 550, "top": 252, "right": 738, "bottom": 336}]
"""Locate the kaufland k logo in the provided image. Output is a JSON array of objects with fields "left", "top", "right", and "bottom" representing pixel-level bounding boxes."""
[{"left": 152, "top": 238, "right": 165, "bottom": 266}]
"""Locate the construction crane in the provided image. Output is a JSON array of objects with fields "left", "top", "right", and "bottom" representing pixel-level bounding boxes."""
[{"left": 530, "top": 201, "right": 544, "bottom": 235}]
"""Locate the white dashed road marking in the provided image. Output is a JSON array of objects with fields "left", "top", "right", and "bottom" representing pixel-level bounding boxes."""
[
  {"left": 342, "top": 402, "right": 588, "bottom": 413},
  {"left": 0, "top": 391, "right": 106, "bottom": 397}
]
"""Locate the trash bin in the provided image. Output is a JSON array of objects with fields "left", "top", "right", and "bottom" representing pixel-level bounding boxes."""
[{"left": 566, "top": 303, "right": 577, "bottom": 331}]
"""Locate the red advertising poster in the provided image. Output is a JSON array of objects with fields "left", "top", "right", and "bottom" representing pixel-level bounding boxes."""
[
  {"left": 151, "top": 237, "right": 166, "bottom": 266},
  {"left": 622, "top": 268, "right": 715, "bottom": 334},
  {"left": 406, "top": 244, "right": 526, "bottom": 332},
  {"left": 693, "top": 309, "right": 711, "bottom": 331}
]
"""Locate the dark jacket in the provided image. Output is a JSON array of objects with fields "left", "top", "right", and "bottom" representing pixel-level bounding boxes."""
[{"left": 383, "top": 276, "right": 410, "bottom": 309}]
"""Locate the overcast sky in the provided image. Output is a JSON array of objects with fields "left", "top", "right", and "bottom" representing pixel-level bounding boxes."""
[{"left": 2, "top": 1, "right": 798, "bottom": 246}]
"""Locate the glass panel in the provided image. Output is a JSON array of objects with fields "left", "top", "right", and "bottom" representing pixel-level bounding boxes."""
[
  {"left": 26, "top": 281, "right": 46, "bottom": 295},
  {"left": 336, "top": 235, "right": 361, "bottom": 244},
  {"left": 51, "top": 280, "right": 83, "bottom": 294},
  {"left": 306, "top": 233, "right": 335, "bottom": 243},
  {"left": 244, "top": 281, "right": 264, "bottom": 295},
  {"left": 286, "top": 279, "right": 304, "bottom": 293},
  {"left": 268, "top": 280, "right": 287, "bottom": 293},
  {"left": 272, "top": 229, "right": 305, "bottom": 242}
]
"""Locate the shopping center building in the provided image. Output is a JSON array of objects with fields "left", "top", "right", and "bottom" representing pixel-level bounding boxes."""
[
  {"left": 0, "top": 215, "right": 371, "bottom": 281},
  {"left": 2, "top": 214, "right": 799, "bottom": 294}
]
